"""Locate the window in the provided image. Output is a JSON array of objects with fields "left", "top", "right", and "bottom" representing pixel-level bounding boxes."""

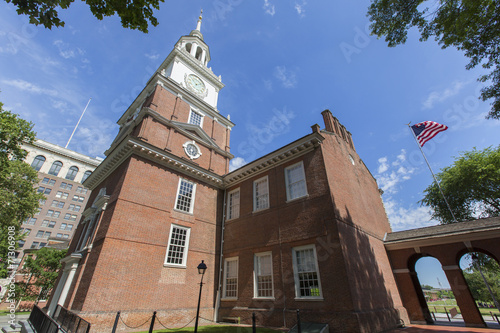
[
  {"left": 39, "top": 242, "right": 47, "bottom": 248},
  {"left": 41, "top": 220, "right": 56, "bottom": 228},
  {"left": 65, "top": 166, "right": 79, "bottom": 181},
  {"left": 39, "top": 199, "right": 46, "bottom": 206},
  {"left": 64, "top": 213, "right": 77, "bottom": 221},
  {"left": 46, "top": 210, "right": 60, "bottom": 218},
  {"left": 48, "top": 161, "right": 63, "bottom": 176},
  {"left": 253, "top": 176, "right": 269, "bottom": 211},
  {"left": 292, "top": 245, "right": 322, "bottom": 299},
  {"left": 188, "top": 109, "right": 203, "bottom": 127},
  {"left": 24, "top": 218, "right": 37, "bottom": 225},
  {"left": 22, "top": 228, "right": 31, "bottom": 236},
  {"left": 76, "top": 186, "right": 88, "bottom": 194},
  {"left": 60, "top": 182, "right": 73, "bottom": 190},
  {"left": 18, "top": 240, "right": 25, "bottom": 248},
  {"left": 68, "top": 204, "right": 81, "bottom": 212},
  {"left": 254, "top": 253, "right": 273, "bottom": 298},
  {"left": 31, "top": 155, "right": 46, "bottom": 171},
  {"left": 36, "top": 231, "right": 51, "bottom": 239},
  {"left": 56, "top": 191, "right": 69, "bottom": 199},
  {"left": 62, "top": 234, "right": 69, "bottom": 239},
  {"left": 175, "top": 179, "right": 196, "bottom": 214},
  {"left": 164, "top": 224, "right": 191, "bottom": 267},
  {"left": 51, "top": 200, "right": 65, "bottom": 209},
  {"left": 31, "top": 242, "right": 39, "bottom": 249},
  {"left": 285, "top": 162, "right": 308, "bottom": 201},
  {"left": 41, "top": 177, "right": 50, "bottom": 184},
  {"left": 37, "top": 187, "right": 52, "bottom": 195},
  {"left": 223, "top": 257, "right": 238, "bottom": 299},
  {"left": 81, "top": 170, "right": 92, "bottom": 183},
  {"left": 227, "top": 189, "right": 240, "bottom": 220},
  {"left": 56, "top": 233, "right": 63, "bottom": 238},
  {"left": 72, "top": 195, "right": 85, "bottom": 202}
]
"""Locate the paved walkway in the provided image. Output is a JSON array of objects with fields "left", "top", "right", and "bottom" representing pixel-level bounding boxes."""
[{"left": 388, "top": 324, "right": 499, "bottom": 332}]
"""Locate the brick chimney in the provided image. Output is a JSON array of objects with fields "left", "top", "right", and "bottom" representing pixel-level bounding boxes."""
[{"left": 321, "top": 109, "right": 336, "bottom": 134}]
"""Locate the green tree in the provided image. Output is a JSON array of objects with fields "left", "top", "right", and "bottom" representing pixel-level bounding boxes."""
[
  {"left": 15, "top": 248, "right": 67, "bottom": 303},
  {"left": 420, "top": 146, "right": 500, "bottom": 224},
  {"left": 462, "top": 254, "right": 500, "bottom": 304},
  {"left": 367, "top": 0, "right": 500, "bottom": 119},
  {"left": 4, "top": 0, "right": 163, "bottom": 33},
  {"left": 0, "top": 104, "right": 44, "bottom": 278}
]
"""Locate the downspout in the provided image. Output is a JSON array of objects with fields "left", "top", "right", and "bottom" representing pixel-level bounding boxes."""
[
  {"left": 278, "top": 209, "right": 287, "bottom": 327},
  {"left": 214, "top": 189, "right": 227, "bottom": 322}
]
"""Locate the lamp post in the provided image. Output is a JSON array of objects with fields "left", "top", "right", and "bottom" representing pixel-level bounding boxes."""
[{"left": 194, "top": 260, "right": 207, "bottom": 333}]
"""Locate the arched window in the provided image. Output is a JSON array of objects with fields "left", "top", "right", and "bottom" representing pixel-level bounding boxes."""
[
  {"left": 81, "top": 170, "right": 92, "bottom": 183},
  {"left": 48, "top": 161, "right": 63, "bottom": 176},
  {"left": 195, "top": 47, "right": 202, "bottom": 60},
  {"left": 31, "top": 155, "right": 46, "bottom": 171},
  {"left": 65, "top": 166, "right": 79, "bottom": 181},
  {"left": 185, "top": 43, "right": 192, "bottom": 53}
]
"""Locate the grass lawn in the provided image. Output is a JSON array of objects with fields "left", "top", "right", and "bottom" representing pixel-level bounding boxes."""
[
  {"left": 138, "top": 325, "right": 283, "bottom": 333},
  {"left": 0, "top": 310, "right": 31, "bottom": 316},
  {"left": 427, "top": 300, "right": 500, "bottom": 316}
]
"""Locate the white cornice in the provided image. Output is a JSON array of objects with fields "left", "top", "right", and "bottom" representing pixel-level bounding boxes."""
[
  {"left": 85, "top": 137, "right": 225, "bottom": 190},
  {"left": 26, "top": 140, "right": 101, "bottom": 167},
  {"left": 224, "top": 132, "right": 324, "bottom": 187}
]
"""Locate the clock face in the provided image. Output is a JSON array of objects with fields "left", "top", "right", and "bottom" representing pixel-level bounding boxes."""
[
  {"left": 186, "top": 74, "right": 206, "bottom": 95},
  {"left": 183, "top": 141, "right": 202, "bottom": 159}
]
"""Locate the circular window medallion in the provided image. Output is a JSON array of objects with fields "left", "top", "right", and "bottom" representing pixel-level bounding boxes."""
[{"left": 183, "top": 141, "right": 202, "bottom": 160}]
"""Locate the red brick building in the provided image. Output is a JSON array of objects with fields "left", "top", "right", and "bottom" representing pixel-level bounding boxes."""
[{"left": 47, "top": 14, "right": 409, "bottom": 332}]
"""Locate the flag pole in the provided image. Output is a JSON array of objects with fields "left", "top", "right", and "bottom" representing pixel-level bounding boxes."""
[
  {"left": 66, "top": 98, "right": 92, "bottom": 149},
  {"left": 407, "top": 123, "right": 458, "bottom": 223}
]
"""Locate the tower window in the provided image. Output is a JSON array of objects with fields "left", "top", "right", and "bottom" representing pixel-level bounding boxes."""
[
  {"left": 223, "top": 257, "right": 238, "bottom": 299},
  {"left": 285, "top": 162, "right": 308, "bottom": 201},
  {"left": 253, "top": 176, "right": 269, "bottom": 212},
  {"left": 195, "top": 46, "right": 203, "bottom": 60},
  {"left": 48, "top": 161, "right": 63, "bottom": 176},
  {"left": 175, "top": 178, "right": 196, "bottom": 214},
  {"left": 31, "top": 155, "right": 46, "bottom": 171},
  {"left": 185, "top": 43, "right": 192, "bottom": 53},
  {"left": 188, "top": 109, "right": 203, "bottom": 127},
  {"left": 164, "top": 224, "right": 191, "bottom": 267},
  {"left": 65, "top": 166, "right": 79, "bottom": 181},
  {"left": 292, "top": 245, "right": 322, "bottom": 299}
]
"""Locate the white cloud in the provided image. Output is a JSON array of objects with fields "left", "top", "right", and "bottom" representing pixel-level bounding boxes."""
[
  {"left": 145, "top": 52, "right": 160, "bottom": 60},
  {"left": 274, "top": 66, "right": 297, "bottom": 88},
  {"left": 1, "top": 79, "right": 58, "bottom": 96},
  {"left": 383, "top": 198, "right": 436, "bottom": 231},
  {"left": 377, "top": 157, "right": 389, "bottom": 173},
  {"left": 263, "top": 0, "right": 276, "bottom": 16},
  {"left": 375, "top": 150, "right": 415, "bottom": 194},
  {"left": 422, "top": 81, "right": 465, "bottom": 109},
  {"left": 294, "top": 1, "right": 306, "bottom": 17},
  {"left": 263, "top": 79, "right": 273, "bottom": 91},
  {"left": 229, "top": 157, "right": 247, "bottom": 171}
]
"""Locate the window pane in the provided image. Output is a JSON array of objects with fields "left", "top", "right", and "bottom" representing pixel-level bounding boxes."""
[
  {"left": 81, "top": 171, "right": 92, "bottom": 183},
  {"left": 65, "top": 166, "right": 79, "bottom": 181},
  {"left": 165, "top": 226, "right": 189, "bottom": 265},
  {"left": 286, "top": 163, "right": 307, "bottom": 200},
  {"left": 255, "top": 254, "right": 273, "bottom": 297},
  {"left": 294, "top": 247, "right": 321, "bottom": 297},
  {"left": 224, "top": 259, "right": 238, "bottom": 298},
  {"left": 176, "top": 179, "right": 194, "bottom": 213},
  {"left": 48, "top": 161, "right": 63, "bottom": 176},
  {"left": 228, "top": 190, "right": 240, "bottom": 219},
  {"left": 189, "top": 111, "right": 202, "bottom": 126},
  {"left": 31, "top": 155, "right": 46, "bottom": 171},
  {"left": 254, "top": 178, "right": 269, "bottom": 211}
]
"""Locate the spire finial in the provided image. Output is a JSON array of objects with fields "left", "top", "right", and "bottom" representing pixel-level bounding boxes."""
[{"left": 196, "top": 9, "right": 203, "bottom": 32}]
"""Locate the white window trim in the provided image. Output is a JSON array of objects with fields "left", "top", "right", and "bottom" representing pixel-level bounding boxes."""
[
  {"left": 226, "top": 188, "right": 240, "bottom": 220},
  {"left": 222, "top": 256, "right": 238, "bottom": 300},
  {"left": 292, "top": 244, "right": 323, "bottom": 300},
  {"left": 253, "top": 176, "right": 269, "bottom": 212},
  {"left": 253, "top": 252, "right": 274, "bottom": 299},
  {"left": 284, "top": 161, "right": 308, "bottom": 202},
  {"left": 174, "top": 178, "right": 197, "bottom": 214},
  {"left": 188, "top": 108, "right": 204, "bottom": 128},
  {"left": 164, "top": 224, "right": 191, "bottom": 268}
]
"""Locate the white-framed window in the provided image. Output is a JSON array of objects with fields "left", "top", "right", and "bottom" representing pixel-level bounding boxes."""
[
  {"left": 227, "top": 188, "right": 240, "bottom": 220},
  {"left": 188, "top": 109, "right": 204, "bottom": 127},
  {"left": 292, "top": 245, "right": 323, "bottom": 299},
  {"left": 253, "top": 176, "right": 269, "bottom": 212},
  {"left": 254, "top": 252, "right": 273, "bottom": 298},
  {"left": 164, "top": 224, "right": 191, "bottom": 267},
  {"left": 285, "top": 161, "right": 308, "bottom": 201},
  {"left": 175, "top": 178, "right": 196, "bottom": 214},
  {"left": 223, "top": 257, "right": 238, "bottom": 299}
]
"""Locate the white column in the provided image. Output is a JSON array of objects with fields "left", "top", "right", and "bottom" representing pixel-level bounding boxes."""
[
  {"left": 47, "top": 253, "right": 82, "bottom": 316},
  {"left": 201, "top": 49, "right": 207, "bottom": 65},
  {"left": 190, "top": 43, "right": 198, "bottom": 57}
]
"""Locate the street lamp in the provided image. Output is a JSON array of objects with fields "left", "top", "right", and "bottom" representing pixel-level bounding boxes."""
[{"left": 194, "top": 260, "right": 207, "bottom": 333}]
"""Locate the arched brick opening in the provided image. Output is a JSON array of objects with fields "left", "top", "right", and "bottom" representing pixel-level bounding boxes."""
[{"left": 385, "top": 217, "right": 500, "bottom": 328}]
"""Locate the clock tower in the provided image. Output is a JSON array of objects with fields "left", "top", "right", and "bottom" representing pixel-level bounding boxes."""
[{"left": 48, "top": 12, "right": 234, "bottom": 330}]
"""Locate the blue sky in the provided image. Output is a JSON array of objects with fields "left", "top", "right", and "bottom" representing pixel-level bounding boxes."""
[{"left": 1, "top": 1, "right": 499, "bottom": 288}]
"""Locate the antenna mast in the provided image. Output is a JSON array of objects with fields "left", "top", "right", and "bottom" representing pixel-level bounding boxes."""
[{"left": 66, "top": 98, "right": 91, "bottom": 149}]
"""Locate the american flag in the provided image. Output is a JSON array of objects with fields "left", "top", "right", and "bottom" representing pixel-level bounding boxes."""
[{"left": 411, "top": 121, "right": 448, "bottom": 147}]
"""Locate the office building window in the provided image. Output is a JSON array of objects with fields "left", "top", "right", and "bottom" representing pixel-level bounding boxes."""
[
  {"left": 164, "top": 224, "right": 191, "bottom": 267},
  {"left": 175, "top": 178, "right": 196, "bottom": 214},
  {"left": 292, "top": 245, "right": 322, "bottom": 299},
  {"left": 31, "top": 155, "right": 46, "bottom": 171},
  {"left": 254, "top": 252, "right": 273, "bottom": 298},
  {"left": 24, "top": 218, "right": 37, "bottom": 225},
  {"left": 48, "top": 161, "right": 63, "bottom": 176},
  {"left": 253, "top": 176, "right": 269, "bottom": 211},
  {"left": 60, "top": 182, "right": 73, "bottom": 190},
  {"left": 285, "top": 161, "right": 308, "bottom": 201},
  {"left": 223, "top": 257, "right": 238, "bottom": 299},
  {"left": 65, "top": 166, "right": 79, "bottom": 181},
  {"left": 81, "top": 170, "right": 92, "bottom": 183},
  {"left": 227, "top": 188, "right": 240, "bottom": 220}
]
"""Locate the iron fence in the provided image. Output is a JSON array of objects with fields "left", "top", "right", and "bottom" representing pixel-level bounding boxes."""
[
  {"left": 53, "top": 305, "right": 91, "bottom": 333},
  {"left": 29, "top": 305, "right": 63, "bottom": 333}
]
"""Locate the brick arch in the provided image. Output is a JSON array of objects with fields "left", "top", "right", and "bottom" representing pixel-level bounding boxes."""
[{"left": 384, "top": 217, "right": 500, "bottom": 328}]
